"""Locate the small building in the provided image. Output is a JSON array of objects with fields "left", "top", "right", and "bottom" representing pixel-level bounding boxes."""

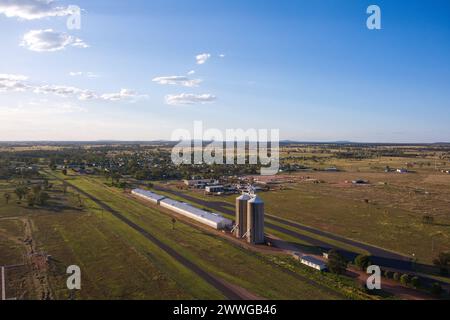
[
  {"left": 205, "top": 185, "right": 224, "bottom": 194},
  {"left": 183, "top": 179, "right": 218, "bottom": 189},
  {"left": 299, "top": 255, "right": 328, "bottom": 271}
]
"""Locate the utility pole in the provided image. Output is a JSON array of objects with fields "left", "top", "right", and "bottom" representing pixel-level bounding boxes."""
[{"left": 1, "top": 266, "right": 6, "bottom": 301}]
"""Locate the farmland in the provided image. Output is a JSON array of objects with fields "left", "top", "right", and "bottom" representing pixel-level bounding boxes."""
[
  {"left": 1, "top": 142, "right": 449, "bottom": 300},
  {"left": 0, "top": 170, "right": 364, "bottom": 300}
]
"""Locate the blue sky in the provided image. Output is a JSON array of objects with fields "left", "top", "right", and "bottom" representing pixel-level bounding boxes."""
[{"left": 0, "top": 0, "right": 449, "bottom": 142}]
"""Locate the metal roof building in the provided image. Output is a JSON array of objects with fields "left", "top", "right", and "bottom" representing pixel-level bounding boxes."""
[
  {"left": 160, "top": 198, "right": 233, "bottom": 230},
  {"left": 299, "top": 255, "right": 328, "bottom": 271},
  {"left": 132, "top": 189, "right": 166, "bottom": 204}
]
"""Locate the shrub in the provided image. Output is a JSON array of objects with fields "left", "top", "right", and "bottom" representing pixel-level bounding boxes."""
[
  {"left": 327, "top": 249, "right": 348, "bottom": 275},
  {"left": 354, "top": 255, "right": 372, "bottom": 271},
  {"left": 400, "top": 274, "right": 411, "bottom": 286},
  {"left": 383, "top": 270, "right": 393, "bottom": 279},
  {"left": 393, "top": 273, "right": 400, "bottom": 281}
]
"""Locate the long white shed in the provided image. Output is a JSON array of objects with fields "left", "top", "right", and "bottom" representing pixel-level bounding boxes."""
[
  {"left": 132, "top": 189, "right": 166, "bottom": 204},
  {"left": 160, "top": 198, "right": 233, "bottom": 230}
]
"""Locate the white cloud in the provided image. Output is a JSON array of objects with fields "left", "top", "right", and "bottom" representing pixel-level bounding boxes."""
[
  {"left": 165, "top": 93, "right": 217, "bottom": 106},
  {"left": 152, "top": 76, "right": 202, "bottom": 88},
  {"left": 196, "top": 53, "right": 211, "bottom": 65},
  {"left": 0, "top": 0, "right": 76, "bottom": 20},
  {"left": 187, "top": 70, "right": 195, "bottom": 75},
  {"left": 69, "top": 71, "right": 100, "bottom": 78},
  {"left": 0, "top": 74, "right": 29, "bottom": 92},
  {"left": 100, "top": 89, "right": 139, "bottom": 102},
  {"left": 0, "top": 73, "right": 144, "bottom": 102},
  {"left": 21, "top": 29, "right": 88, "bottom": 52},
  {"left": 219, "top": 54, "right": 226, "bottom": 58},
  {"left": 33, "top": 84, "right": 97, "bottom": 100}
]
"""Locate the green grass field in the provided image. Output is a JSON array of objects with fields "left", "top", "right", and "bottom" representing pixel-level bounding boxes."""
[{"left": 56, "top": 173, "right": 350, "bottom": 300}]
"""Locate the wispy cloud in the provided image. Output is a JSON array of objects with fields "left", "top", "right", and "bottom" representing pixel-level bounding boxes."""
[
  {"left": 0, "top": 74, "right": 29, "bottom": 92},
  {"left": 69, "top": 71, "right": 100, "bottom": 78},
  {"left": 152, "top": 75, "right": 202, "bottom": 88},
  {"left": 0, "top": 73, "right": 145, "bottom": 102},
  {"left": 100, "top": 89, "right": 140, "bottom": 102},
  {"left": 165, "top": 93, "right": 217, "bottom": 106},
  {"left": 0, "top": 0, "right": 76, "bottom": 20},
  {"left": 196, "top": 53, "right": 211, "bottom": 65},
  {"left": 187, "top": 70, "right": 195, "bottom": 75},
  {"left": 21, "top": 29, "right": 88, "bottom": 52}
]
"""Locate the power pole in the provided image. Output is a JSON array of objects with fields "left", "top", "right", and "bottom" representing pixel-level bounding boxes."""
[{"left": 1, "top": 266, "right": 6, "bottom": 301}]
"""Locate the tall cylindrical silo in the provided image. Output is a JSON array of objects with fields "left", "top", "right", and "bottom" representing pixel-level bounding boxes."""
[
  {"left": 247, "top": 196, "right": 265, "bottom": 244},
  {"left": 235, "top": 194, "right": 251, "bottom": 238}
]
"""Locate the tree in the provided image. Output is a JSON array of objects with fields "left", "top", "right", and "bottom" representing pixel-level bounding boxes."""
[
  {"left": 4, "top": 192, "right": 11, "bottom": 204},
  {"left": 410, "top": 276, "right": 420, "bottom": 288},
  {"left": 26, "top": 192, "right": 35, "bottom": 207},
  {"left": 62, "top": 169, "right": 68, "bottom": 176},
  {"left": 172, "top": 218, "right": 177, "bottom": 230},
  {"left": 35, "top": 191, "right": 49, "bottom": 206},
  {"left": 354, "top": 255, "right": 372, "bottom": 271},
  {"left": 400, "top": 274, "right": 411, "bottom": 286},
  {"left": 433, "top": 252, "right": 450, "bottom": 276},
  {"left": 393, "top": 272, "right": 400, "bottom": 281},
  {"left": 327, "top": 249, "right": 348, "bottom": 275},
  {"left": 15, "top": 186, "right": 28, "bottom": 202}
]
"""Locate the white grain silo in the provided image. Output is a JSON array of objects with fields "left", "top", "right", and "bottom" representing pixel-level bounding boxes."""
[
  {"left": 247, "top": 196, "right": 265, "bottom": 244},
  {"left": 235, "top": 194, "right": 251, "bottom": 238}
]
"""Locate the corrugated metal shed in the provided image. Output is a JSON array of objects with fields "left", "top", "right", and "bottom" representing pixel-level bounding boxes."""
[
  {"left": 300, "top": 256, "right": 327, "bottom": 271},
  {"left": 132, "top": 189, "right": 166, "bottom": 204},
  {"left": 160, "top": 198, "right": 233, "bottom": 230}
]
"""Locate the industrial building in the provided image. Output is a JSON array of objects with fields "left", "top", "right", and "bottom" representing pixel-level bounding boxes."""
[
  {"left": 205, "top": 185, "right": 224, "bottom": 194},
  {"left": 132, "top": 188, "right": 233, "bottom": 230},
  {"left": 234, "top": 192, "right": 265, "bottom": 244},
  {"left": 235, "top": 194, "right": 251, "bottom": 238},
  {"left": 183, "top": 179, "right": 218, "bottom": 189},
  {"left": 160, "top": 198, "right": 233, "bottom": 230},
  {"left": 132, "top": 189, "right": 167, "bottom": 204},
  {"left": 298, "top": 255, "right": 328, "bottom": 272}
]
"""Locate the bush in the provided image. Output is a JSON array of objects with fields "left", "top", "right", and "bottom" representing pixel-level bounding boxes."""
[
  {"left": 327, "top": 249, "right": 348, "bottom": 275},
  {"left": 400, "top": 274, "right": 411, "bottom": 286},
  {"left": 433, "top": 252, "right": 450, "bottom": 276},
  {"left": 354, "top": 255, "right": 372, "bottom": 271},
  {"left": 431, "top": 283, "right": 443, "bottom": 296},
  {"left": 410, "top": 276, "right": 420, "bottom": 288},
  {"left": 393, "top": 273, "right": 400, "bottom": 281},
  {"left": 383, "top": 270, "right": 393, "bottom": 279}
]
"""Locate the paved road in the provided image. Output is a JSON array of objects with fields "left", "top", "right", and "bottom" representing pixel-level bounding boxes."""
[
  {"left": 54, "top": 177, "right": 244, "bottom": 300},
  {"left": 153, "top": 187, "right": 415, "bottom": 272}
]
